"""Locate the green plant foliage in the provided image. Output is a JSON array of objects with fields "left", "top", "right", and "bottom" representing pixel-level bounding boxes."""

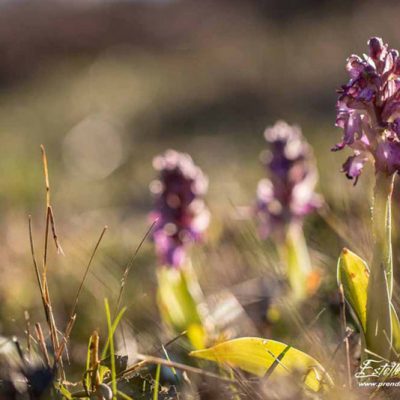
[
  {"left": 391, "top": 305, "right": 400, "bottom": 355},
  {"left": 104, "top": 298, "right": 117, "bottom": 398},
  {"left": 337, "top": 248, "right": 369, "bottom": 333},
  {"left": 190, "top": 337, "right": 333, "bottom": 393},
  {"left": 282, "top": 225, "right": 312, "bottom": 301},
  {"left": 58, "top": 385, "right": 72, "bottom": 399},
  {"left": 157, "top": 266, "right": 206, "bottom": 349},
  {"left": 337, "top": 248, "right": 399, "bottom": 358}
]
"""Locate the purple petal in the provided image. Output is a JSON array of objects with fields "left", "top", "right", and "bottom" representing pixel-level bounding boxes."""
[
  {"left": 341, "top": 153, "right": 368, "bottom": 185},
  {"left": 346, "top": 55, "right": 365, "bottom": 79},
  {"left": 334, "top": 104, "right": 363, "bottom": 150},
  {"left": 368, "top": 37, "right": 387, "bottom": 63}
]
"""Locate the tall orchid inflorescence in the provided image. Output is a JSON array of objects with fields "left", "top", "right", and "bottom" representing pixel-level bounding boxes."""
[
  {"left": 255, "top": 121, "right": 321, "bottom": 300},
  {"left": 334, "top": 37, "right": 400, "bottom": 360},
  {"left": 333, "top": 37, "right": 400, "bottom": 184},
  {"left": 150, "top": 150, "right": 211, "bottom": 349},
  {"left": 150, "top": 149, "right": 210, "bottom": 268},
  {"left": 256, "top": 121, "right": 321, "bottom": 239}
]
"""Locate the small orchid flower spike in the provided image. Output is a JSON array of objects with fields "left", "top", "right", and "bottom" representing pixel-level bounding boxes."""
[
  {"left": 256, "top": 121, "right": 321, "bottom": 240},
  {"left": 150, "top": 149, "right": 210, "bottom": 268}
]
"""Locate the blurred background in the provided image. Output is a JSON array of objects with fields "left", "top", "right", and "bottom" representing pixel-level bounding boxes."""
[{"left": 0, "top": 0, "right": 400, "bottom": 385}]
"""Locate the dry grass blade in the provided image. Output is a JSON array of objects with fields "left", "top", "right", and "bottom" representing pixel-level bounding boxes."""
[
  {"left": 28, "top": 215, "right": 47, "bottom": 317},
  {"left": 71, "top": 226, "right": 108, "bottom": 318},
  {"left": 29, "top": 213, "right": 63, "bottom": 374},
  {"left": 115, "top": 219, "right": 158, "bottom": 312},
  {"left": 40, "top": 144, "right": 50, "bottom": 205},
  {"left": 118, "top": 354, "right": 234, "bottom": 383},
  {"left": 24, "top": 310, "right": 31, "bottom": 358},
  {"left": 159, "top": 330, "right": 188, "bottom": 351},
  {"left": 55, "top": 315, "right": 76, "bottom": 363},
  {"left": 35, "top": 322, "right": 51, "bottom": 367},
  {"left": 41, "top": 145, "right": 64, "bottom": 262},
  {"left": 49, "top": 205, "right": 64, "bottom": 255},
  {"left": 56, "top": 226, "right": 108, "bottom": 363},
  {"left": 39, "top": 145, "right": 65, "bottom": 379}
]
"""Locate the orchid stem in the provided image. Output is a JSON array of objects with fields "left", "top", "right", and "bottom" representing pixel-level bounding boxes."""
[
  {"left": 280, "top": 224, "right": 312, "bottom": 302},
  {"left": 365, "top": 172, "right": 395, "bottom": 359},
  {"left": 372, "top": 172, "right": 395, "bottom": 299}
]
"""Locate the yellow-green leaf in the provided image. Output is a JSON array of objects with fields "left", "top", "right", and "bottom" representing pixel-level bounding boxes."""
[
  {"left": 190, "top": 337, "right": 332, "bottom": 392},
  {"left": 337, "top": 248, "right": 399, "bottom": 357},
  {"left": 58, "top": 385, "right": 72, "bottom": 399},
  {"left": 157, "top": 266, "right": 206, "bottom": 349},
  {"left": 337, "top": 248, "right": 369, "bottom": 333},
  {"left": 391, "top": 304, "right": 400, "bottom": 355}
]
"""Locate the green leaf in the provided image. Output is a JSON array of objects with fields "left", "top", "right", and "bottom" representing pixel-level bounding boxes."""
[
  {"left": 337, "top": 248, "right": 398, "bottom": 358},
  {"left": 391, "top": 304, "right": 400, "bottom": 355},
  {"left": 157, "top": 267, "right": 206, "bottom": 349},
  {"left": 117, "top": 390, "right": 134, "bottom": 400},
  {"left": 58, "top": 385, "right": 72, "bottom": 399},
  {"left": 101, "top": 306, "right": 127, "bottom": 360},
  {"left": 85, "top": 334, "right": 94, "bottom": 391},
  {"left": 98, "top": 365, "right": 111, "bottom": 383},
  {"left": 105, "top": 298, "right": 117, "bottom": 398},
  {"left": 337, "top": 248, "right": 369, "bottom": 333},
  {"left": 190, "top": 337, "right": 332, "bottom": 393}
]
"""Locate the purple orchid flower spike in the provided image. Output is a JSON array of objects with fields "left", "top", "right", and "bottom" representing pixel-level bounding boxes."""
[
  {"left": 150, "top": 149, "right": 210, "bottom": 268},
  {"left": 256, "top": 121, "right": 321, "bottom": 240},
  {"left": 333, "top": 37, "right": 400, "bottom": 184}
]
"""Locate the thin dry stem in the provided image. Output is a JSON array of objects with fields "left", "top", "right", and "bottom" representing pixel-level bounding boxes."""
[
  {"left": 49, "top": 206, "right": 64, "bottom": 255},
  {"left": 57, "top": 226, "right": 107, "bottom": 362},
  {"left": 118, "top": 354, "right": 234, "bottom": 383},
  {"left": 24, "top": 310, "right": 31, "bottom": 359},
  {"left": 39, "top": 145, "right": 65, "bottom": 380},
  {"left": 35, "top": 322, "right": 51, "bottom": 367},
  {"left": 115, "top": 220, "right": 157, "bottom": 312}
]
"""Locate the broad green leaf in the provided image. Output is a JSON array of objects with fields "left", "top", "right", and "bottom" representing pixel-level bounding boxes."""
[
  {"left": 366, "top": 259, "right": 392, "bottom": 359},
  {"left": 337, "top": 248, "right": 369, "bottom": 333},
  {"left": 157, "top": 267, "right": 206, "bottom": 349},
  {"left": 337, "top": 248, "right": 399, "bottom": 357},
  {"left": 190, "top": 337, "right": 332, "bottom": 392}
]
